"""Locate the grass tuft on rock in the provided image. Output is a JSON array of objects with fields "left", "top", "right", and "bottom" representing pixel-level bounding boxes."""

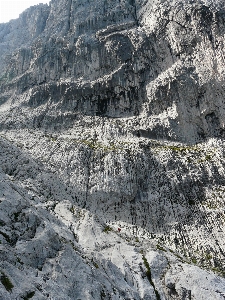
[
  {"left": 103, "top": 225, "right": 112, "bottom": 233},
  {"left": 0, "top": 272, "right": 14, "bottom": 292},
  {"left": 142, "top": 255, "right": 160, "bottom": 300}
]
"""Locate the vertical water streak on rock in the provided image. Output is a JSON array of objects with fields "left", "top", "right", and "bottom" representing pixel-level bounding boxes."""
[{"left": 67, "top": 0, "right": 73, "bottom": 33}]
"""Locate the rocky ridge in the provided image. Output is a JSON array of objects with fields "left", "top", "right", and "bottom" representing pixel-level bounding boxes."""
[{"left": 1, "top": 0, "right": 225, "bottom": 299}]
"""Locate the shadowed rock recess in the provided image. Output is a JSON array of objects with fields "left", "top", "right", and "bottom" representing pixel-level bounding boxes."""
[{"left": 1, "top": 0, "right": 225, "bottom": 299}]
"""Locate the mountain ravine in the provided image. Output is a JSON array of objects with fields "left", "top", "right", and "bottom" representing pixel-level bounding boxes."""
[{"left": 1, "top": 0, "right": 225, "bottom": 299}]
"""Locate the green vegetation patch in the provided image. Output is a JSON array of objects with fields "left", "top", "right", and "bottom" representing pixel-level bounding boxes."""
[
  {"left": 91, "top": 258, "right": 99, "bottom": 269},
  {"left": 69, "top": 206, "right": 84, "bottom": 219},
  {"left": 0, "top": 272, "right": 14, "bottom": 292},
  {"left": 142, "top": 255, "right": 160, "bottom": 300},
  {"left": 69, "top": 138, "right": 124, "bottom": 152},
  {"left": 191, "top": 257, "right": 197, "bottom": 264},
  {"left": 205, "top": 253, "right": 212, "bottom": 261},
  {"left": 69, "top": 206, "right": 75, "bottom": 214},
  {"left": 211, "top": 267, "right": 225, "bottom": 278},
  {"left": 151, "top": 142, "right": 201, "bottom": 154},
  {"left": 103, "top": 225, "right": 113, "bottom": 233},
  {"left": 156, "top": 244, "right": 167, "bottom": 252}
]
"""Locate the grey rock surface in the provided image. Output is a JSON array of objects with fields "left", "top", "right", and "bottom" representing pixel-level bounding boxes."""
[{"left": 1, "top": 0, "right": 225, "bottom": 299}]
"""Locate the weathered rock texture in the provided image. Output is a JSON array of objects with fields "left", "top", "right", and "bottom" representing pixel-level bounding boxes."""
[{"left": 1, "top": 0, "right": 225, "bottom": 299}]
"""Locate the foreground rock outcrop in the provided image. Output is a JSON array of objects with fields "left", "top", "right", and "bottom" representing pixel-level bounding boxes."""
[{"left": 1, "top": 0, "right": 225, "bottom": 299}]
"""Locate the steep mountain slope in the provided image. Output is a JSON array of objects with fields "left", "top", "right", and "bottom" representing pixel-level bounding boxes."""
[{"left": 1, "top": 0, "right": 225, "bottom": 299}]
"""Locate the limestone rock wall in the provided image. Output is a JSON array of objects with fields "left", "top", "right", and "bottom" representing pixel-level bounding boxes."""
[
  {"left": 1, "top": 0, "right": 225, "bottom": 142},
  {"left": 1, "top": 0, "right": 225, "bottom": 299}
]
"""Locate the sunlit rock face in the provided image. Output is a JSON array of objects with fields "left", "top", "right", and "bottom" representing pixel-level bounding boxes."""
[
  {"left": 1, "top": 0, "right": 225, "bottom": 142},
  {"left": 1, "top": 0, "right": 225, "bottom": 299}
]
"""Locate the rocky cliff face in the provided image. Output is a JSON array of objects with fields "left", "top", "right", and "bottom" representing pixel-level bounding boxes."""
[{"left": 1, "top": 0, "right": 225, "bottom": 299}]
